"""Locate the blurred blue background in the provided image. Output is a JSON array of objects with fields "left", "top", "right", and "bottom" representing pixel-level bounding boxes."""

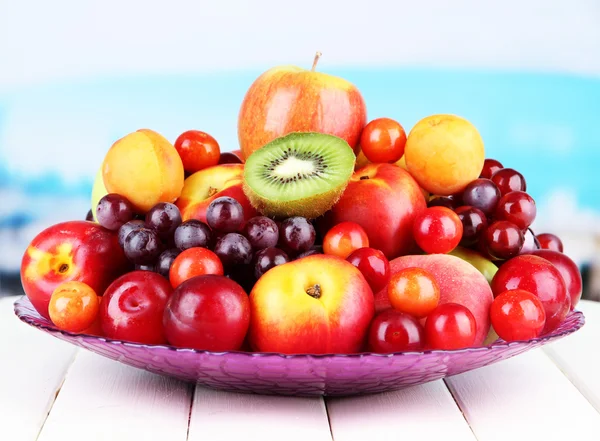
[{"left": 1, "top": 0, "right": 599, "bottom": 292}]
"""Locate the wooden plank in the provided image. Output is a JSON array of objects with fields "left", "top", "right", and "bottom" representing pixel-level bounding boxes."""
[
  {"left": 544, "top": 299, "right": 600, "bottom": 412},
  {"left": 446, "top": 348, "right": 600, "bottom": 441},
  {"left": 38, "top": 350, "right": 192, "bottom": 441},
  {"left": 188, "top": 386, "right": 332, "bottom": 441},
  {"left": 326, "top": 380, "right": 476, "bottom": 441},
  {"left": 0, "top": 296, "right": 76, "bottom": 441}
]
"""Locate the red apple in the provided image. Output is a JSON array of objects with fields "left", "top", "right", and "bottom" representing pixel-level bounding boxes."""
[
  {"left": 374, "top": 254, "right": 494, "bottom": 345},
  {"left": 176, "top": 164, "right": 257, "bottom": 224},
  {"left": 526, "top": 250, "right": 582, "bottom": 311},
  {"left": 249, "top": 254, "right": 374, "bottom": 354},
  {"left": 326, "top": 163, "right": 426, "bottom": 259},
  {"left": 21, "top": 221, "right": 129, "bottom": 319},
  {"left": 238, "top": 53, "right": 367, "bottom": 159}
]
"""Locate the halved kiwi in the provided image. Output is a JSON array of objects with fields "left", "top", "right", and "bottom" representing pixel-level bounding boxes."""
[{"left": 243, "top": 132, "right": 355, "bottom": 219}]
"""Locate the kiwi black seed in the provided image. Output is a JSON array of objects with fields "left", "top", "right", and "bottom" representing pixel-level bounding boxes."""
[{"left": 242, "top": 132, "right": 356, "bottom": 219}]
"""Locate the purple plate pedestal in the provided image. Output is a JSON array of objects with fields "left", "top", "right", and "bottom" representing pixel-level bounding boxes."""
[{"left": 14, "top": 296, "right": 584, "bottom": 397}]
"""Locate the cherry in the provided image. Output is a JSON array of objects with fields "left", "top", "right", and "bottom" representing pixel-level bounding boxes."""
[
  {"left": 100, "top": 271, "right": 172, "bottom": 344},
  {"left": 163, "top": 275, "right": 250, "bottom": 351},
  {"left": 413, "top": 207, "right": 463, "bottom": 254},
  {"left": 424, "top": 303, "right": 477, "bottom": 350},
  {"left": 49, "top": 281, "right": 100, "bottom": 333},
  {"left": 169, "top": 247, "right": 224, "bottom": 288},
  {"left": 367, "top": 309, "right": 424, "bottom": 353},
  {"left": 387, "top": 267, "right": 440, "bottom": 318},
  {"left": 359, "top": 118, "right": 407, "bottom": 164},
  {"left": 495, "top": 191, "right": 537, "bottom": 230},
  {"left": 490, "top": 289, "right": 546, "bottom": 341},
  {"left": 537, "top": 233, "right": 564, "bottom": 253},
  {"left": 346, "top": 247, "right": 390, "bottom": 293},
  {"left": 491, "top": 168, "right": 526, "bottom": 196},
  {"left": 323, "top": 222, "right": 369, "bottom": 259},
  {"left": 174, "top": 130, "right": 220, "bottom": 174},
  {"left": 480, "top": 158, "right": 503, "bottom": 179}
]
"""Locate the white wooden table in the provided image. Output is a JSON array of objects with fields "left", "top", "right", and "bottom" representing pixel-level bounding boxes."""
[{"left": 1, "top": 296, "right": 600, "bottom": 441}]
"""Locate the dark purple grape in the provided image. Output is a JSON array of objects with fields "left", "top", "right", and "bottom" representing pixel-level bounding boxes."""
[
  {"left": 254, "top": 247, "right": 289, "bottom": 279},
  {"left": 484, "top": 221, "right": 524, "bottom": 260},
  {"left": 124, "top": 227, "right": 162, "bottom": 264},
  {"left": 135, "top": 263, "right": 155, "bottom": 272},
  {"left": 461, "top": 179, "right": 501, "bottom": 216},
  {"left": 96, "top": 193, "right": 135, "bottom": 231},
  {"left": 214, "top": 233, "right": 252, "bottom": 266},
  {"left": 174, "top": 220, "right": 212, "bottom": 250},
  {"left": 155, "top": 248, "right": 181, "bottom": 278},
  {"left": 520, "top": 228, "right": 541, "bottom": 254},
  {"left": 455, "top": 206, "right": 487, "bottom": 247},
  {"left": 145, "top": 202, "right": 182, "bottom": 239},
  {"left": 118, "top": 220, "right": 146, "bottom": 248},
  {"left": 279, "top": 217, "right": 316, "bottom": 253},
  {"left": 206, "top": 197, "right": 244, "bottom": 233},
  {"left": 85, "top": 209, "right": 94, "bottom": 221},
  {"left": 243, "top": 216, "right": 279, "bottom": 250},
  {"left": 427, "top": 196, "right": 456, "bottom": 210},
  {"left": 218, "top": 152, "right": 243, "bottom": 165}
]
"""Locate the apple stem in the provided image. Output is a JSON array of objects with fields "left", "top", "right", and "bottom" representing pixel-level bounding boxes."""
[
  {"left": 306, "top": 284, "right": 322, "bottom": 299},
  {"left": 311, "top": 52, "right": 322, "bottom": 72}
]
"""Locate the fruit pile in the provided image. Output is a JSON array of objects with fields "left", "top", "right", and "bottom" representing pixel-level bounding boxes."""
[{"left": 20, "top": 55, "right": 582, "bottom": 355}]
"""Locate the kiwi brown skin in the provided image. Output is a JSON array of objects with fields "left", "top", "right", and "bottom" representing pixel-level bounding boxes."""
[{"left": 242, "top": 132, "right": 355, "bottom": 219}]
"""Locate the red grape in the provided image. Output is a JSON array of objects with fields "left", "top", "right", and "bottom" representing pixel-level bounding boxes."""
[
  {"left": 174, "top": 220, "right": 212, "bottom": 250},
  {"left": 124, "top": 227, "right": 162, "bottom": 264},
  {"left": 243, "top": 216, "right": 279, "bottom": 250},
  {"left": 424, "top": 303, "right": 477, "bottom": 350},
  {"left": 254, "top": 247, "right": 289, "bottom": 279},
  {"left": 495, "top": 191, "right": 537, "bottom": 230},
  {"left": 491, "top": 168, "right": 526, "bottom": 196},
  {"left": 145, "top": 202, "right": 182, "bottom": 239},
  {"left": 427, "top": 196, "right": 457, "bottom": 209},
  {"left": 368, "top": 309, "right": 424, "bottom": 353},
  {"left": 484, "top": 221, "right": 524, "bottom": 260},
  {"left": 118, "top": 220, "right": 145, "bottom": 248},
  {"left": 206, "top": 197, "right": 245, "bottom": 233},
  {"left": 85, "top": 209, "right": 94, "bottom": 221},
  {"left": 218, "top": 152, "right": 243, "bottom": 165},
  {"left": 96, "top": 194, "right": 134, "bottom": 231},
  {"left": 155, "top": 248, "right": 181, "bottom": 278},
  {"left": 214, "top": 233, "right": 253, "bottom": 266},
  {"left": 461, "top": 179, "right": 501, "bottom": 216},
  {"left": 279, "top": 217, "right": 316, "bottom": 253},
  {"left": 455, "top": 206, "right": 487, "bottom": 246},
  {"left": 480, "top": 158, "right": 503, "bottom": 179},
  {"left": 346, "top": 247, "right": 390, "bottom": 292},
  {"left": 413, "top": 207, "right": 463, "bottom": 254},
  {"left": 490, "top": 289, "right": 546, "bottom": 341},
  {"left": 537, "top": 233, "right": 564, "bottom": 252},
  {"left": 520, "top": 228, "right": 541, "bottom": 254}
]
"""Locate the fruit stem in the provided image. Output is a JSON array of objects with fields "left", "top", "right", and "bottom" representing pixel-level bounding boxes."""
[
  {"left": 306, "top": 284, "right": 322, "bottom": 299},
  {"left": 311, "top": 52, "right": 322, "bottom": 72}
]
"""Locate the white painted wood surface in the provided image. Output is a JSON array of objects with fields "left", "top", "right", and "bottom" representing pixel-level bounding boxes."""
[
  {"left": 0, "top": 296, "right": 76, "bottom": 441},
  {"left": 189, "top": 386, "right": 331, "bottom": 441},
  {"left": 1, "top": 295, "right": 600, "bottom": 441}
]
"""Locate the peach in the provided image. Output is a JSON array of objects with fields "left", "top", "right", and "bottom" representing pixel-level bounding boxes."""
[
  {"left": 176, "top": 164, "right": 257, "bottom": 224},
  {"left": 375, "top": 254, "right": 493, "bottom": 345},
  {"left": 102, "top": 129, "right": 184, "bottom": 212},
  {"left": 405, "top": 115, "right": 485, "bottom": 195}
]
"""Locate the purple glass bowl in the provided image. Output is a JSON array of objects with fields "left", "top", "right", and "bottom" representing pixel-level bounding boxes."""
[{"left": 14, "top": 296, "right": 584, "bottom": 397}]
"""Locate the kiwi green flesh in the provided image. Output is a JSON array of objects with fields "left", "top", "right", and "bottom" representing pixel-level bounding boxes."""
[{"left": 244, "top": 132, "right": 355, "bottom": 203}]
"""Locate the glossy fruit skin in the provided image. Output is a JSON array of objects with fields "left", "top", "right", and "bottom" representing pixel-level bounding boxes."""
[
  {"left": 495, "top": 191, "right": 537, "bottom": 230},
  {"left": 155, "top": 248, "right": 181, "bottom": 278},
  {"left": 206, "top": 197, "right": 245, "bottom": 233},
  {"left": 96, "top": 194, "right": 134, "bottom": 231},
  {"left": 118, "top": 220, "right": 145, "bottom": 248},
  {"left": 527, "top": 250, "right": 582, "bottom": 310},
  {"left": 169, "top": 247, "right": 224, "bottom": 288},
  {"left": 279, "top": 217, "right": 316, "bottom": 254},
  {"left": 164, "top": 275, "right": 250, "bottom": 351},
  {"left": 461, "top": 179, "right": 501, "bottom": 216},
  {"left": 145, "top": 202, "right": 182, "bottom": 239},
  {"left": 174, "top": 130, "right": 220, "bottom": 174},
  {"left": 480, "top": 159, "right": 503, "bottom": 179},
  {"left": 387, "top": 267, "right": 440, "bottom": 318},
  {"left": 100, "top": 271, "right": 172, "bottom": 344},
  {"left": 214, "top": 233, "right": 253, "bottom": 266},
  {"left": 360, "top": 118, "right": 407, "bottom": 163},
  {"left": 491, "top": 168, "right": 526, "bottom": 196},
  {"left": 491, "top": 255, "right": 570, "bottom": 333},
  {"left": 346, "top": 247, "right": 390, "bottom": 293},
  {"left": 367, "top": 310, "right": 424, "bottom": 353},
  {"left": 328, "top": 164, "right": 426, "bottom": 259},
  {"left": 424, "top": 303, "right": 477, "bottom": 350},
  {"left": 173, "top": 220, "right": 212, "bottom": 250},
  {"left": 21, "top": 221, "right": 129, "bottom": 319},
  {"left": 238, "top": 64, "right": 367, "bottom": 158},
  {"left": 249, "top": 255, "right": 374, "bottom": 354},
  {"left": 218, "top": 152, "right": 244, "bottom": 165},
  {"left": 484, "top": 221, "right": 524, "bottom": 260},
  {"left": 537, "top": 233, "right": 564, "bottom": 252},
  {"left": 455, "top": 206, "right": 487, "bottom": 246},
  {"left": 243, "top": 216, "right": 279, "bottom": 250},
  {"left": 427, "top": 196, "right": 457, "bottom": 210},
  {"left": 323, "top": 222, "right": 370, "bottom": 259},
  {"left": 49, "top": 281, "right": 100, "bottom": 333},
  {"left": 490, "top": 289, "right": 546, "bottom": 341},
  {"left": 123, "top": 227, "right": 162, "bottom": 264},
  {"left": 254, "top": 247, "right": 289, "bottom": 279},
  {"left": 413, "top": 207, "right": 463, "bottom": 254}
]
